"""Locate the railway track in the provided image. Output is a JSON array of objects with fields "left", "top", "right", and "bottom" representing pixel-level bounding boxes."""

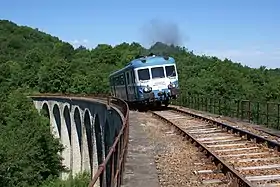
[{"left": 150, "top": 108, "right": 280, "bottom": 187}]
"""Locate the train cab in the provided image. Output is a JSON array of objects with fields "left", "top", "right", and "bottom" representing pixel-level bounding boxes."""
[
  {"left": 109, "top": 54, "right": 180, "bottom": 107},
  {"left": 134, "top": 56, "right": 179, "bottom": 106}
]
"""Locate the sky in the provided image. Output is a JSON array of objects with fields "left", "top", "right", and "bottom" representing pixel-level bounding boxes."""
[{"left": 0, "top": 0, "right": 280, "bottom": 69}]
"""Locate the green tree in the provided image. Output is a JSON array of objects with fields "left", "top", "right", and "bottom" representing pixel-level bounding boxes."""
[{"left": 0, "top": 90, "right": 64, "bottom": 187}]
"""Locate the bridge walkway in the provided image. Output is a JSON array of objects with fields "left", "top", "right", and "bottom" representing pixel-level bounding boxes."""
[{"left": 121, "top": 111, "right": 160, "bottom": 187}]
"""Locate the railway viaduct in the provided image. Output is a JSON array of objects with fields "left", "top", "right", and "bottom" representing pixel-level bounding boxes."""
[{"left": 31, "top": 95, "right": 129, "bottom": 187}]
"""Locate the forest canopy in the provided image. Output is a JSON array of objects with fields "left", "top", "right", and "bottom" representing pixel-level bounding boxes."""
[
  {"left": 0, "top": 19, "right": 280, "bottom": 186},
  {"left": 1, "top": 20, "right": 280, "bottom": 101}
]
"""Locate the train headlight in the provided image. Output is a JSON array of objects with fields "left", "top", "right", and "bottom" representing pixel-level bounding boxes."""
[
  {"left": 143, "top": 86, "right": 152, "bottom": 93},
  {"left": 168, "top": 82, "right": 175, "bottom": 89}
]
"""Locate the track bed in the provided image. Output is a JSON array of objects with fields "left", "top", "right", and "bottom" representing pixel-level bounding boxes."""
[{"left": 151, "top": 109, "right": 280, "bottom": 187}]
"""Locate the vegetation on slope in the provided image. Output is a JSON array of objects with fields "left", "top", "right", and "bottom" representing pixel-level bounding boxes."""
[
  {"left": 40, "top": 172, "right": 91, "bottom": 187},
  {"left": 1, "top": 19, "right": 280, "bottom": 186}
]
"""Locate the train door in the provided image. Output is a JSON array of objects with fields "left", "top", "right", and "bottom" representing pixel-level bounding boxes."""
[
  {"left": 120, "top": 74, "right": 126, "bottom": 100},
  {"left": 109, "top": 77, "right": 113, "bottom": 95},
  {"left": 124, "top": 72, "right": 129, "bottom": 101},
  {"left": 112, "top": 77, "right": 116, "bottom": 97},
  {"left": 131, "top": 70, "right": 137, "bottom": 100},
  {"left": 125, "top": 72, "right": 131, "bottom": 101},
  {"left": 115, "top": 76, "right": 119, "bottom": 98}
]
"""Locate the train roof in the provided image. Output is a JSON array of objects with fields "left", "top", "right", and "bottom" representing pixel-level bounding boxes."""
[{"left": 109, "top": 55, "right": 176, "bottom": 77}]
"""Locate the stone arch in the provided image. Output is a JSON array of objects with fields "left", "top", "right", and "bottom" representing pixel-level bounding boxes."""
[
  {"left": 104, "top": 119, "right": 111, "bottom": 185},
  {"left": 70, "top": 106, "right": 83, "bottom": 175},
  {"left": 83, "top": 109, "right": 91, "bottom": 172},
  {"left": 74, "top": 107, "right": 82, "bottom": 153},
  {"left": 94, "top": 114, "right": 103, "bottom": 166},
  {"left": 41, "top": 102, "right": 50, "bottom": 119},
  {"left": 63, "top": 106, "right": 71, "bottom": 144},
  {"left": 115, "top": 114, "right": 123, "bottom": 133},
  {"left": 61, "top": 105, "right": 72, "bottom": 179},
  {"left": 53, "top": 104, "right": 61, "bottom": 138},
  {"left": 104, "top": 120, "right": 111, "bottom": 156},
  {"left": 113, "top": 129, "right": 119, "bottom": 178},
  {"left": 93, "top": 114, "right": 103, "bottom": 186}
]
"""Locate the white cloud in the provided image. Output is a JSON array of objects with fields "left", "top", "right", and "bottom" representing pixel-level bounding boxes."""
[
  {"left": 82, "top": 39, "right": 89, "bottom": 43},
  {"left": 70, "top": 39, "right": 90, "bottom": 48}
]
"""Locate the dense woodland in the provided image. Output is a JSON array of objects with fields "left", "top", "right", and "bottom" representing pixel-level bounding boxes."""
[{"left": 1, "top": 20, "right": 280, "bottom": 186}]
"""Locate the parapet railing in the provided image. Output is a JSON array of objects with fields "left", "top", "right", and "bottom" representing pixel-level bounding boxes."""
[
  {"left": 88, "top": 95, "right": 129, "bottom": 187},
  {"left": 175, "top": 93, "right": 280, "bottom": 130}
]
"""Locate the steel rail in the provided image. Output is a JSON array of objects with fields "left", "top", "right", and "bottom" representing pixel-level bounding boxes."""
[
  {"left": 169, "top": 106, "right": 280, "bottom": 152},
  {"left": 150, "top": 110, "right": 254, "bottom": 187}
]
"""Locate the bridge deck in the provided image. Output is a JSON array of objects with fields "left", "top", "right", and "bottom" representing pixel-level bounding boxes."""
[{"left": 121, "top": 111, "right": 160, "bottom": 187}]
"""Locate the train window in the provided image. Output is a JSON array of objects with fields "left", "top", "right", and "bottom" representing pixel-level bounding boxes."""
[
  {"left": 165, "top": 65, "right": 176, "bottom": 77},
  {"left": 138, "top": 68, "right": 150, "bottom": 81},
  {"left": 151, "top": 67, "right": 165, "bottom": 79}
]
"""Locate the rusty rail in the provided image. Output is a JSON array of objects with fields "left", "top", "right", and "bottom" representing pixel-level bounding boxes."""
[{"left": 150, "top": 110, "right": 254, "bottom": 187}]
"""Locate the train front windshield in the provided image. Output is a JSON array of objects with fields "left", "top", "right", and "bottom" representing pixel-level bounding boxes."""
[
  {"left": 165, "top": 65, "right": 176, "bottom": 77},
  {"left": 138, "top": 68, "right": 150, "bottom": 81},
  {"left": 151, "top": 67, "right": 165, "bottom": 78},
  {"left": 137, "top": 65, "right": 177, "bottom": 81}
]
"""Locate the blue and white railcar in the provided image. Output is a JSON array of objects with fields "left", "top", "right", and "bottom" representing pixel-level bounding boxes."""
[{"left": 109, "top": 54, "right": 179, "bottom": 107}]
